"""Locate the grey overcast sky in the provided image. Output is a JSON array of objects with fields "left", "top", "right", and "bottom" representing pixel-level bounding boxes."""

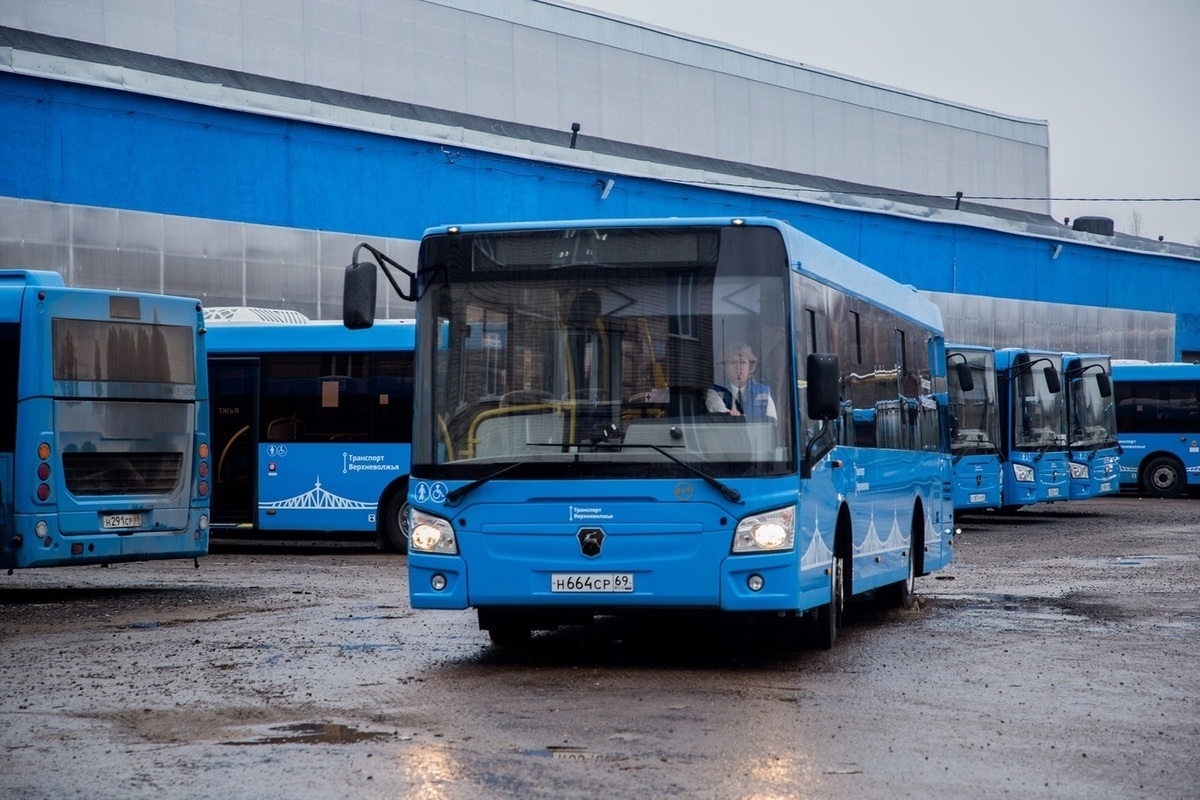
[{"left": 568, "top": 0, "right": 1200, "bottom": 245}]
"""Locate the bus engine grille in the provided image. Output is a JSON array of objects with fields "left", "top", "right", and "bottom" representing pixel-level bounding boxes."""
[{"left": 62, "top": 452, "right": 184, "bottom": 496}]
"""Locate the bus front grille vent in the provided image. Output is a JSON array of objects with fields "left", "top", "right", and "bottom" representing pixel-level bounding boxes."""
[{"left": 62, "top": 452, "right": 184, "bottom": 496}]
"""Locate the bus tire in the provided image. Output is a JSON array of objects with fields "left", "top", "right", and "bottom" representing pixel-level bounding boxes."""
[
  {"left": 809, "top": 555, "right": 843, "bottom": 650},
  {"left": 481, "top": 610, "right": 531, "bottom": 647},
  {"left": 1141, "top": 456, "right": 1184, "bottom": 498},
  {"left": 381, "top": 486, "right": 410, "bottom": 553}
]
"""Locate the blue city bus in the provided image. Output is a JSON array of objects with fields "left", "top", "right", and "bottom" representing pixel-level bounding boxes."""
[
  {"left": 343, "top": 218, "right": 956, "bottom": 648},
  {"left": 1111, "top": 361, "right": 1200, "bottom": 498},
  {"left": 0, "top": 270, "right": 210, "bottom": 570},
  {"left": 994, "top": 347, "right": 1068, "bottom": 508},
  {"left": 946, "top": 344, "right": 1003, "bottom": 511},
  {"left": 1062, "top": 353, "right": 1120, "bottom": 500},
  {"left": 205, "top": 311, "right": 416, "bottom": 550}
]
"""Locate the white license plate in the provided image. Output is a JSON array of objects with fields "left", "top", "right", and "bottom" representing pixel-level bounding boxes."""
[
  {"left": 1047, "top": 488, "right": 1061, "bottom": 497},
  {"left": 1100, "top": 482, "right": 1112, "bottom": 492},
  {"left": 102, "top": 512, "right": 143, "bottom": 529},
  {"left": 550, "top": 573, "right": 634, "bottom": 593},
  {"left": 969, "top": 493, "right": 986, "bottom": 503}
]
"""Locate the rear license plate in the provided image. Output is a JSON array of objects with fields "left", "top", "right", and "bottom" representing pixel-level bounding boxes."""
[
  {"left": 969, "top": 493, "right": 986, "bottom": 503},
  {"left": 102, "top": 512, "right": 143, "bottom": 529},
  {"left": 550, "top": 573, "right": 634, "bottom": 593}
]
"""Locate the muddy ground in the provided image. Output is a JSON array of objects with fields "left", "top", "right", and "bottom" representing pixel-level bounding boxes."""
[{"left": 1, "top": 494, "right": 1197, "bottom": 799}]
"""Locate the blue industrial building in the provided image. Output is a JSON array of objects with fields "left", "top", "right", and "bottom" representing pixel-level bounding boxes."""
[{"left": 1, "top": 1, "right": 1196, "bottom": 358}]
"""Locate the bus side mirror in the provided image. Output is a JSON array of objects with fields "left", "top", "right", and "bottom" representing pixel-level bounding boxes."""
[
  {"left": 954, "top": 361, "right": 975, "bottom": 393},
  {"left": 1043, "top": 366, "right": 1061, "bottom": 394},
  {"left": 1096, "top": 372, "right": 1112, "bottom": 397},
  {"left": 807, "top": 353, "right": 841, "bottom": 420},
  {"left": 343, "top": 261, "right": 378, "bottom": 329}
]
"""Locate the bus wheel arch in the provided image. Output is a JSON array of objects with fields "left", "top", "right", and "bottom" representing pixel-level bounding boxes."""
[
  {"left": 1140, "top": 455, "right": 1185, "bottom": 498},
  {"left": 806, "top": 505, "right": 850, "bottom": 650},
  {"left": 379, "top": 477, "right": 410, "bottom": 553},
  {"left": 878, "top": 500, "right": 921, "bottom": 609}
]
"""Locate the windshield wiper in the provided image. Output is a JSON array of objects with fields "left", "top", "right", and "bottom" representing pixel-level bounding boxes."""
[
  {"left": 445, "top": 462, "right": 524, "bottom": 506},
  {"left": 616, "top": 443, "right": 742, "bottom": 504}
]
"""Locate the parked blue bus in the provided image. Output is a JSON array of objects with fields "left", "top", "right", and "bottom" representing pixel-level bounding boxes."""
[
  {"left": 994, "top": 347, "right": 1068, "bottom": 508},
  {"left": 205, "top": 310, "right": 416, "bottom": 550},
  {"left": 343, "top": 218, "right": 956, "bottom": 648},
  {"left": 946, "top": 344, "right": 1003, "bottom": 511},
  {"left": 1111, "top": 361, "right": 1200, "bottom": 498},
  {"left": 1062, "top": 353, "right": 1120, "bottom": 500},
  {"left": 1, "top": 270, "right": 210, "bottom": 571}
]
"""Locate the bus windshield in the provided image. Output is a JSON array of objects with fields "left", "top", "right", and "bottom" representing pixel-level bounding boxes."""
[
  {"left": 948, "top": 348, "right": 999, "bottom": 456},
  {"left": 1013, "top": 356, "right": 1066, "bottom": 450},
  {"left": 414, "top": 225, "right": 794, "bottom": 478},
  {"left": 1068, "top": 357, "right": 1117, "bottom": 449}
]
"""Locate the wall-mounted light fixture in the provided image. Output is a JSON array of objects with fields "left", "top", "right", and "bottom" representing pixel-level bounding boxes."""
[
  {"left": 600, "top": 178, "right": 614, "bottom": 200},
  {"left": 1051, "top": 244, "right": 1063, "bottom": 260}
]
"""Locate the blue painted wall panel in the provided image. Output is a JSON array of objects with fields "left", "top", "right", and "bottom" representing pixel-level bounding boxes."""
[{"left": 3, "top": 71, "right": 1199, "bottom": 354}]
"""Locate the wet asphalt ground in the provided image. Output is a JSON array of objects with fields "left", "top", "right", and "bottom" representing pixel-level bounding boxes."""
[{"left": 1, "top": 494, "right": 1197, "bottom": 799}]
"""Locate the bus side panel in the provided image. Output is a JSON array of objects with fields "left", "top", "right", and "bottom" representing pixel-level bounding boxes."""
[
  {"left": 842, "top": 448, "right": 948, "bottom": 594},
  {"left": 1118, "top": 433, "right": 1200, "bottom": 488},
  {"left": 255, "top": 442, "right": 410, "bottom": 532}
]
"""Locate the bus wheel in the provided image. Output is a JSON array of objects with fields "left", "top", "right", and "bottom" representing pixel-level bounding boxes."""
[
  {"left": 878, "top": 548, "right": 916, "bottom": 609},
  {"left": 382, "top": 487, "right": 410, "bottom": 553},
  {"left": 1142, "top": 456, "right": 1184, "bottom": 498},
  {"left": 481, "top": 611, "right": 531, "bottom": 647},
  {"left": 809, "top": 555, "right": 843, "bottom": 650}
]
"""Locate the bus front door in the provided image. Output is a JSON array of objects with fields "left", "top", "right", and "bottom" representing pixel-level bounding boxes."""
[{"left": 210, "top": 359, "right": 259, "bottom": 529}]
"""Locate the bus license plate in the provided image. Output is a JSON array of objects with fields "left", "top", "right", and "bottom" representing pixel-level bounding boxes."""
[
  {"left": 969, "top": 493, "right": 986, "bottom": 504},
  {"left": 551, "top": 573, "right": 634, "bottom": 593},
  {"left": 102, "top": 512, "right": 143, "bottom": 529},
  {"left": 1048, "top": 488, "right": 1061, "bottom": 497}
]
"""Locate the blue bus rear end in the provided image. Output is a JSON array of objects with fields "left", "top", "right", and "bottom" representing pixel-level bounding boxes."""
[{"left": 1, "top": 270, "right": 210, "bottom": 570}]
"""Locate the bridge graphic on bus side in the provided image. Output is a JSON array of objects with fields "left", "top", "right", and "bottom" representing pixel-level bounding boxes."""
[
  {"left": 857, "top": 513, "right": 909, "bottom": 556},
  {"left": 259, "top": 477, "right": 376, "bottom": 510}
]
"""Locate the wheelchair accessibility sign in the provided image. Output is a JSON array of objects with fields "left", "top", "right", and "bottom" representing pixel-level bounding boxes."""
[{"left": 414, "top": 481, "right": 448, "bottom": 504}]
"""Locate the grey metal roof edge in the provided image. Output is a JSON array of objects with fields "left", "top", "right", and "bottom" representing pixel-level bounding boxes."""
[
  {"left": 2, "top": 27, "right": 1195, "bottom": 262},
  {"left": 440, "top": 0, "right": 1048, "bottom": 144}
]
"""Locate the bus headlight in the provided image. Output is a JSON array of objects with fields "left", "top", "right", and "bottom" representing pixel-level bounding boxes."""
[
  {"left": 1012, "top": 464, "right": 1035, "bottom": 483},
  {"left": 732, "top": 506, "right": 795, "bottom": 553},
  {"left": 409, "top": 509, "right": 458, "bottom": 554},
  {"left": 1069, "top": 462, "right": 1089, "bottom": 480}
]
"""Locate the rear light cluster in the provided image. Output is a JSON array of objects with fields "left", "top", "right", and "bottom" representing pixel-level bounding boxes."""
[
  {"left": 197, "top": 442, "right": 210, "bottom": 498},
  {"left": 36, "top": 442, "right": 51, "bottom": 501},
  {"left": 196, "top": 441, "right": 210, "bottom": 539}
]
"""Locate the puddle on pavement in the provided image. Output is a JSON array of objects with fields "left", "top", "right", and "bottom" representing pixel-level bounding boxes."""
[
  {"left": 223, "top": 722, "right": 395, "bottom": 746},
  {"left": 938, "top": 593, "right": 1087, "bottom": 622}
]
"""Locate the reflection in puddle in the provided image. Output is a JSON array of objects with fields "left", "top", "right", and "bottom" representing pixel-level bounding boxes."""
[{"left": 223, "top": 722, "right": 394, "bottom": 746}]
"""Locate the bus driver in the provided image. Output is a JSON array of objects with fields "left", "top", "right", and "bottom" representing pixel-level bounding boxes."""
[{"left": 706, "top": 343, "right": 777, "bottom": 419}]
